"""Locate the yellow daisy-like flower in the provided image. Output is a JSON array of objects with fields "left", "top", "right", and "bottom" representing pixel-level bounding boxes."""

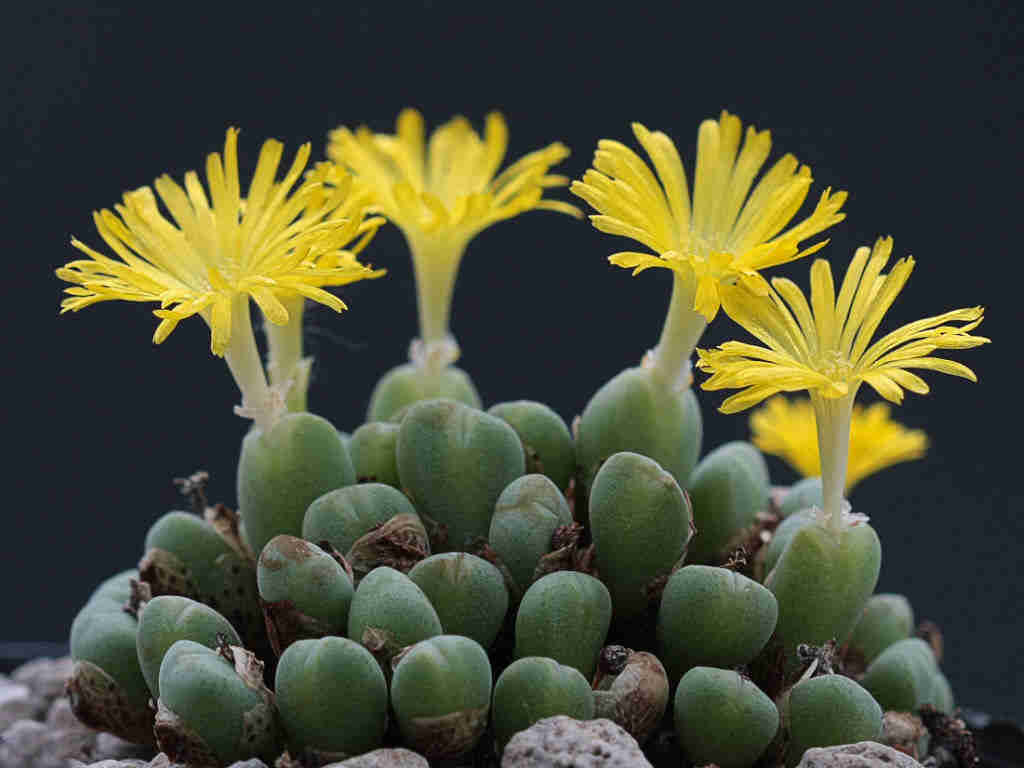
[
  {"left": 57, "top": 129, "right": 385, "bottom": 429},
  {"left": 750, "top": 396, "right": 928, "bottom": 490},
  {"left": 570, "top": 111, "right": 847, "bottom": 388},
  {"left": 697, "top": 236, "right": 988, "bottom": 531},
  {"left": 328, "top": 108, "right": 580, "bottom": 363}
]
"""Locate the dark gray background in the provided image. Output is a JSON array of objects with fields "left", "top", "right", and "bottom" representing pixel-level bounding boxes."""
[{"left": 5, "top": 2, "right": 1020, "bottom": 720}]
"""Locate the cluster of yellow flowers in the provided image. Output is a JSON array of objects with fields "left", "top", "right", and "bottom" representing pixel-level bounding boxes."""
[{"left": 57, "top": 110, "right": 988, "bottom": 525}]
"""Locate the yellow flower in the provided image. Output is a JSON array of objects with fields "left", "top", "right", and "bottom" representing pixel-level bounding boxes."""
[
  {"left": 571, "top": 111, "right": 847, "bottom": 322},
  {"left": 750, "top": 396, "right": 928, "bottom": 489},
  {"left": 328, "top": 108, "right": 580, "bottom": 359},
  {"left": 57, "top": 129, "right": 385, "bottom": 429},
  {"left": 697, "top": 236, "right": 988, "bottom": 531}
]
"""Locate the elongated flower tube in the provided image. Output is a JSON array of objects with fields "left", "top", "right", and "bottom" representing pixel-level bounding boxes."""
[
  {"left": 750, "top": 396, "right": 928, "bottom": 490},
  {"left": 57, "top": 129, "right": 385, "bottom": 431},
  {"left": 697, "top": 237, "right": 989, "bottom": 533},
  {"left": 263, "top": 161, "right": 386, "bottom": 412},
  {"left": 328, "top": 108, "right": 580, "bottom": 368},
  {"left": 571, "top": 111, "right": 847, "bottom": 390}
]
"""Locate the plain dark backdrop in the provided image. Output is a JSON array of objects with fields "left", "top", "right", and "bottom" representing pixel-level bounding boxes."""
[{"left": 5, "top": 2, "right": 1021, "bottom": 720}]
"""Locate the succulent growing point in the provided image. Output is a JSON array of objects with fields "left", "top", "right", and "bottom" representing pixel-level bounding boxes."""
[
  {"left": 56, "top": 128, "right": 384, "bottom": 431},
  {"left": 329, "top": 108, "right": 580, "bottom": 417}
]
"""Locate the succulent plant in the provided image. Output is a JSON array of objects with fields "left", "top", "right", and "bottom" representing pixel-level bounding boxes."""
[
  {"left": 257, "top": 535, "right": 354, "bottom": 654},
  {"left": 657, "top": 565, "right": 777, "bottom": 683},
  {"left": 56, "top": 111, "right": 991, "bottom": 768},
  {"left": 687, "top": 440, "right": 770, "bottom": 563},
  {"left": 777, "top": 476, "right": 824, "bottom": 519},
  {"left": 396, "top": 398, "right": 525, "bottom": 550},
  {"left": 275, "top": 636, "right": 388, "bottom": 759},
  {"left": 488, "top": 400, "right": 576, "bottom": 492},
  {"left": 303, "top": 482, "right": 426, "bottom": 578},
  {"left": 489, "top": 473, "right": 573, "bottom": 593},
  {"left": 136, "top": 594, "right": 241, "bottom": 699},
  {"left": 492, "top": 657, "right": 594, "bottom": 754},
  {"left": 782, "top": 674, "right": 883, "bottom": 767},
  {"left": 768, "top": 519, "right": 881, "bottom": 667},
  {"left": 155, "top": 639, "right": 281, "bottom": 766},
  {"left": 238, "top": 411, "right": 356, "bottom": 557},
  {"left": 68, "top": 575, "right": 155, "bottom": 745},
  {"left": 674, "top": 667, "right": 779, "bottom": 768},
  {"left": 407, "top": 552, "right": 508, "bottom": 648},
  {"left": 367, "top": 364, "right": 481, "bottom": 422},
  {"left": 576, "top": 367, "right": 702, "bottom": 496},
  {"left": 390, "top": 635, "right": 492, "bottom": 759},
  {"left": 515, "top": 571, "right": 612, "bottom": 679},
  {"left": 861, "top": 636, "right": 950, "bottom": 713},
  {"left": 348, "top": 421, "right": 402, "bottom": 487},
  {"left": 347, "top": 566, "right": 442, "bottom": 666},
  {"left": 589, "top": 451, "right": 692, "bottom": 620},
  {"left": 140, "top": 510, "right": 264, "bottom": 651},
  {"left": 845, "top": 593, "right": 915, "bottom": 667}
]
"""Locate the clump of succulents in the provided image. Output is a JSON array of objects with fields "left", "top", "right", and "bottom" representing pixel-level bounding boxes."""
[{"left": 58, "top": 109, "right": 988, "bottom": 766}]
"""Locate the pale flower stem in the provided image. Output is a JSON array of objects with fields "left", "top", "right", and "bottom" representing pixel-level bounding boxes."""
[
  {"left": 223, "top": 297, "right": 277, "bottom": 433},
  {"left": 811, "top": 392, "right": 855, "bottom": 535},
  {"left": 265, "top": 295, "right": 306, "bottom": 390},
  {"left": 409, "top": 236, "right": 465, "bottom": 347},
  {"left": 650, "top": 271, "right": 707, "bottom": 389}
]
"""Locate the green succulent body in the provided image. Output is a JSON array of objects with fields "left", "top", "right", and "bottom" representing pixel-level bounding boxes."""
[
  {"left": 142, "top": 511, "right": 263, "bottom": 650},
  {"left": 136, "top": 595, "right": 240, "bottom": 699},
  {"left": 770, "top": 521, "right": 881, "bottom": 665},
  {"left": 674, "top": 667, "right": 779, "bottom": 768},
  {"left": 758, "top": 511, "right": 815, "bottom": 578},
  {"left": 275, "top": 637, "right": 388, "bottom": 756},
  {"left": 861, "top": 637, "right": 948, "bottom": 712},
  {"left": 492, "top": 657, "right": 594, "bottom": 754},
  {"left": 349, "top": 422, "right": 401, "bottom": 488},
  {"left": 407, "top": 553, "right": 508, "bottom": 648},
  {"left": 257, "top": 535, "right": 354, "bottom": 650},
  {"left": 589, "top": 451, "right": 691, "bottom": 620},
  {"left": 657, "top": 565, "right": 777, "bottom": 683},
  {"left": 687, "top": 441, "right": 770, "bottom": 563},
  {"left": 784, "top": 674, "right": 883, "bottom": 767},
  {"left": 846, "top": 594, "right": 915, "bottom": 666},
  {"left": 514, "top": 571, "right": 612, "bottom": 680},
  {"left": 575, "top": 366, "right": 702, "bottom": 495},
  {"left": 70, "top": 603, "right": 148, "bottom": 705},
  {"left": 396, "top": 399, "right": 525, "bottom": 550},
  {"left": 303, "top": 482, "right": 420, "bottom": 555},
  {"left": 157, "top": 640, "right": 280, "bottom": 765},
  {"left": 390, "top": 635, "right": 492, "bottom": 759},
  {"left": 778, "top": 476, "right": 824, "bottom": 518},
  {"left": 489, "top": 474, "right": 572, "bottom": 593},
  {"left": 238, "top": 411, "right": 355, "bottom": 557},
  {"left": 368, "top": 364, "right": 481, "bottom": 422},
  {"left": 488, "top": 400, "right": 576, "bottom": 492},
  {"left": 347, "top": 566, "right": 442, "bottom": 649}
]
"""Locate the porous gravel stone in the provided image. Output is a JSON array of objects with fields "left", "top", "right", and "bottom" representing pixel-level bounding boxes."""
[
  {"left": 327, "top": 749, "right": 429, "bottom": 768},
  {"left": 501, "top": 715, "right": 653, "bottom": 767},
  {"left": 0, "top": 716, "right": 96, "bottom": 768},
  {"left": 13, "top": 657, "right": 75, "bottom": 701},
  {"left": 797, "top": 741, "right": 924, "bottom": 768},
  {"left": 0, "top": 677, "right": 47, "bottom": 730}
]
